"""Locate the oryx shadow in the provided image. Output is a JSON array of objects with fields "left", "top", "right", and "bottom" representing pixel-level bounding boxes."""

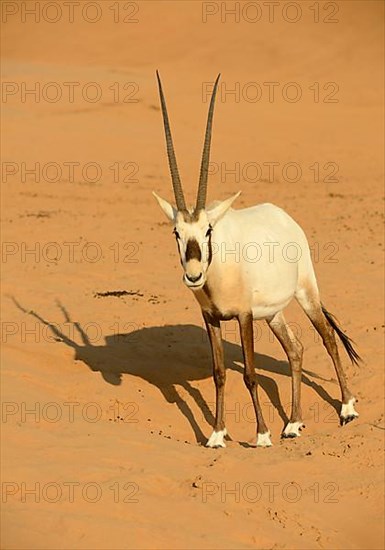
[{"left": 11, "top": 297, "right": 340, "bottom": 445}]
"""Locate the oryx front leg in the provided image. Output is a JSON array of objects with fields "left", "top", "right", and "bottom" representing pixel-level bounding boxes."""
[
  {"left": 267, "top": 312, "right": 304, "bottom": 438},
  {"left": 203, "top": 312, "right": 227, "bottom": 448},
  {"left": 238, "top": 312, "right": 271, "bottom": 447}
]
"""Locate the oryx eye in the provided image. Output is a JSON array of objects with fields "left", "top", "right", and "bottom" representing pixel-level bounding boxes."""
[
  {"left": 205, "top": 225, "right": 212, "bottom": 238},
  {"left": 173, "top": 228, "right": 180, "bottom": 239}
]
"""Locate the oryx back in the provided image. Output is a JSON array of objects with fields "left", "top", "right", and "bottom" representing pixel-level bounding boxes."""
[{"left": 195, "top": 202, "right": 317, "bottom": 321}]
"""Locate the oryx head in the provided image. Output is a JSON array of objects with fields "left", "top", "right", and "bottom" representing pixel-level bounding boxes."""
[{"left": 153, "top": 72, "right": 241, "bottom": 290}]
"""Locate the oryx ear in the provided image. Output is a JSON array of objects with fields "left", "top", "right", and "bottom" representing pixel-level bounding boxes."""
[
  {"left": 152, "top": 191, "right": 177, "bottom": 222},
  {"left": 207, "top": 191, "right": 241, "bottom": 225}
]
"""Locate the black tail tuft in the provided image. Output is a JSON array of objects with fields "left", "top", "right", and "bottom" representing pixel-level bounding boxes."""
[{"left": 322, "top": 305, "right": 361, "bottom": 365}]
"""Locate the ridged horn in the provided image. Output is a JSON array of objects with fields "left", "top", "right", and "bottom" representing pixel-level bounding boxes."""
[
  {"left": 156, "top": 71, "right": 186, "bottom": 211},
  {"left": 195, "top": 74, "right": 221, "bottom": 211}
]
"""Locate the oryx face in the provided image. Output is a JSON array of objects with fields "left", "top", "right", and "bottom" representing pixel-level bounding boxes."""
[
  {"left": 174, "top": 210, "right": 212, "bottom": 289},
  {"left": 153, "top": 71, "right": 241, "bottom": 291},
  {"left": 153, "top": 192, "right": 241, "bottom": 290}
]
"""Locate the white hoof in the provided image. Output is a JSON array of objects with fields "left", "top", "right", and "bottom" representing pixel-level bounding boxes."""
[
  {"left": 340, "top": 397, "right": 359, "bottom": 425},
  {"left": 282, "top": 421, "right": 304, "bottom": 438},
  {"left": 206, "top": 428, "right": 227, "bottom": 448},
  {"left": 256, "top": 431, "right": 272, "bottom": 447}
]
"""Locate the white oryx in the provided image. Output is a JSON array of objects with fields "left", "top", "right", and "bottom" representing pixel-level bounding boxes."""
[{"left": 153, "top": 72, "right": 360, "bottom": 448}]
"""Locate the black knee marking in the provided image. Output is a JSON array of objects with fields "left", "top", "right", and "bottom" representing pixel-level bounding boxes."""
[
  {"left": 288, "top": 340, "right": 304, "bottom": 369},
  {"left": 243, "top": 371, "right": 257, "bottom": 391},
  {"left": 214, "top": 369, "right": 225, "bottom": 387}
]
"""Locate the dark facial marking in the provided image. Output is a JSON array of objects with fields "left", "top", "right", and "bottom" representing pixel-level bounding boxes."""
[
  {"left": 207, "top": 230, "right": 213, "bottom": 267},
  {"left": 185, "top": 238, "right": 201, "bottom": 262}
]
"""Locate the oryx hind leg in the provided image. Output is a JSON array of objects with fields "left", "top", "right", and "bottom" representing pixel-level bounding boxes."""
[
  {"left": 295, "top": 281, "right": 359, "bottom": 425},
  {"left": 267, "top": 311, "right": 304, "bottom": 438}
]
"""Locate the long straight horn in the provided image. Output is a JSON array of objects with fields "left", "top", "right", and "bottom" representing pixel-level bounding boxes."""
[
  {"left": 156, "top": 71, "right": 186, "bottom": 211},
  {"left": 196, "top": 74, "right": 221, "bottom": 212}
]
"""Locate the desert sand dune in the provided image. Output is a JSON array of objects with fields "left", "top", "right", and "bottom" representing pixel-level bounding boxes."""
[{"left": 1, "top": 1, "right": 384, "bottom": 548}]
